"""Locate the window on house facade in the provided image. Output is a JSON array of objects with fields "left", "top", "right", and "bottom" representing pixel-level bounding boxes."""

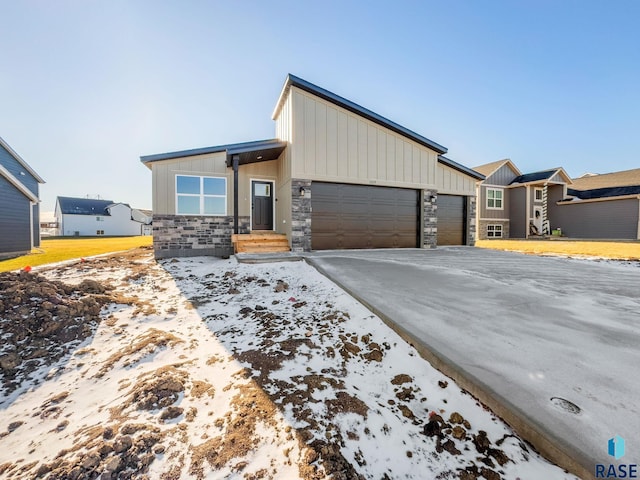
[
  {"left": 486, "top": 188, "right": 503, "bottom": 209},
  {"left": 96, "top": 216, "right": 104, "bottom": 222},
  {"left": 176, "top": 175, "right": 227, "bottom": 215},
  {"left": 487, "top": 224, "right": 503, "bottom": 238},
  {"left": 535, "top": 188, "right": 543, "bottom": 201},
  {"left": 96, "top": 230, "right": 105, "bottom": 235}
]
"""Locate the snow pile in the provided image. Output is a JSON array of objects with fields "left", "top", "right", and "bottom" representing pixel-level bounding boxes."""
[{"left": 0, "top": 249, "right": 577, "bottom": 479}]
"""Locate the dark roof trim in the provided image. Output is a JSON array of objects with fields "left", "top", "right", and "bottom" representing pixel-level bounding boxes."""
[
  {"left": 510, "top": 169, "right": 559, "bottom": 185},
  {"left": 568, "top": 185, "right": 640, "bottom": 200},
  {"left": 438, "top": 155, "right": 485, "bottom": 180},
  {"left": 274, "top": 74, "right": 448, "bottom": 155},
  {"left": 140, "top": 139, "right": 284, "bottom": 164}
]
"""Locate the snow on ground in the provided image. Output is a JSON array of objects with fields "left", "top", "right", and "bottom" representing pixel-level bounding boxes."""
[{"left": 0, "top": 249, "right": 578, "bottom": 479}]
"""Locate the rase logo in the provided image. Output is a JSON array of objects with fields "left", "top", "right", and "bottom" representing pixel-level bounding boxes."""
[{"left": 596, "top": 436, "right": 637, "bottom": 478}]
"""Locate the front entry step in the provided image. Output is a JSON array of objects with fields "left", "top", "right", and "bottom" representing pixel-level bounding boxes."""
[{"left": 231, "top": 232, "right": 290, "bottom": 254}]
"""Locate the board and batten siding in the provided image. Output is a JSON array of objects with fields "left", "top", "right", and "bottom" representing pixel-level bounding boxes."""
[
  {"left": 478, "top": 184, "right": 510, "bottom": 219},
  {"left": 484, "top": 163, "right": 518, "bottom": 186},
  {"left": 508, "top": 187, "right": 527, "bottom": 238},
  {"left": 0, "top": 174, "right": 31, "bottom": 257},
  {"left": 151, "top": 153, "right": 281, "bottom": 228},
  {"left": 436, "top": 164, "right": 475, "bottom": 195},
  {"left": 288, "top": 88, "right": 438, "bottom": 189}
]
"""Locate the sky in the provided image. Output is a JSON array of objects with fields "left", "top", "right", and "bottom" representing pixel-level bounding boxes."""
[{"left": 2, "top": 0, "right": 639, "bottom": 214}]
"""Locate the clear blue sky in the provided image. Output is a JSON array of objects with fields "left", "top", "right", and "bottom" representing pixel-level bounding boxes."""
[{"left": 2, "top": 1, "right": 639, "bottom": 213}]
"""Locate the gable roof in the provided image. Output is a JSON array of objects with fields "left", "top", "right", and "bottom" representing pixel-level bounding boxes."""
[
  {"left": 0, "top": 164, "right": 39, "bottom": 202},
  {"left": 56, "top": 196, "right": 114, "bottom": 215},
  {"left": 0, "top": 136, "right": 45, "bottom": 184},
  {"left": 140, "top": 139, "right": 287, "bottom": 166},
  {"left": 472, "top": 159, "right": 521, "bottom": 179},
  {"left": 438, "top": 156, "right": 484, "bottom": 180},
  {"left": 510, "top": 167, "right": 572, "bottom": 185},
  {"left": 570, "top": 167, "right": 640, "bottom": 191},
  {"left": 273, "top": 74, "right": 448, "bottom": 155}
]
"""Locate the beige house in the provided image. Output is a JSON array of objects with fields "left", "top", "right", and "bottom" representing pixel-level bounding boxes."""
[{"left": 141, "top": 74, "right": 483, "bottom": 258}]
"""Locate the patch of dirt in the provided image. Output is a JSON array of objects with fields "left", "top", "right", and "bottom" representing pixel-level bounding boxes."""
[{"left": 0, "top": 271, "right": 116, "bottom": 395}]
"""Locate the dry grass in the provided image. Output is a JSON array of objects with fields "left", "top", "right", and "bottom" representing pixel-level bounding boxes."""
[
  {"left": 0, "top": 236, "right": 153, "bottom": 272},
  {"left": 476, "top": 239, "right": 640, "bottom": 260}
]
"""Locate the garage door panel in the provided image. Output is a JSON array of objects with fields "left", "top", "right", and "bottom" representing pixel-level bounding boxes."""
[
  {"left": 312, "top": 182, "right": 419, "bottom": 250},
  {"left": 437, "top": 194, "right": 466, "bottom": 245}
]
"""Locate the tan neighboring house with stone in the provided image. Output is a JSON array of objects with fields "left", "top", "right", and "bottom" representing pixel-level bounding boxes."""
[
  {"left": 141, "top": 74, "right": 483, "bottom": 258},
  {"left": 474, "top": 160, "right": 640, "bottom": 240}
]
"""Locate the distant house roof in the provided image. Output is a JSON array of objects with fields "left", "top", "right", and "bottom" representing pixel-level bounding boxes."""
[
  {"left": 570, "top": 167, "right": 640, "bottom": 191},
  {"left": 135, "top": 208, "right": 153, "bottom": 217},
  {"left": 472, "top": 159, "right": 521, "bottom": 179},
  {"left": 56, "top": 197, "right": 115, "bottom": 215},
  {"left": 272, "top": 74, "right": 448, "bottom": 155},
  {"left": 567, "top": 186, "right": 640, "bottom": 200},
  {"left": 0, "top": 136, "right": 45, "bottom": 184},
  {"left": 509, "top": 167, "right": 572, "bottom": 185},
  {"left": 438, "top": 155, "right": 484, "bottom": 180},
  {"left": 140, "top": 139, "right": 287, "bottom": 166}
]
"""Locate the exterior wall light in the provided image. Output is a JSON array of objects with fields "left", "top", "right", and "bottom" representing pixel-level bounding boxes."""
[
  {"left": 429, "top": 194, "right": 436, "bottom": 202},
  {"left": 299, "top": 186, "right": 306, "bottom": 197}
]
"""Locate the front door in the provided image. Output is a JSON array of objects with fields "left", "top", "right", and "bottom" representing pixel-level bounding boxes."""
[{"left": 251, "top": 180, "right": 274, "bottom": 230}]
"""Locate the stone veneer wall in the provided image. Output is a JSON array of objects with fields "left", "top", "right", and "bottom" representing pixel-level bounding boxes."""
[
  {"left": 467, "top": 196, "right": 477, "bottom": 246},
  {"left": 477, "top": 219, "right": 510, "bottom": 240},
  {"left": 153, "top": 215, "right": 250, "bottom": 259},
  {"left": 291, "top": 179, "right": 312, "bottom": 252},
  {"left": 423, "top": 189, "right": 438, "bottom": 248}
]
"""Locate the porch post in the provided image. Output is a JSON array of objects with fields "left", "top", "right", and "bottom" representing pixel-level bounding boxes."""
[{"left": 232, "top": 154, "right": 239, "bottom": 234}]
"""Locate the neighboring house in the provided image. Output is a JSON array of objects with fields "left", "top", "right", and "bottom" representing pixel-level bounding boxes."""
[
  {"left": 55, "top": 197, "right": 152, "bottom": 236},
  {"left": 474, "top": 160, "right": 640, "bottom": 240},
  {"left": 0, "top": 136, "right": 45, "bottom": 259},
  {"left": 132, "top": 209, "right": 153, "bottom": 235},
  {"left": 551, "top": 168, "right": 640, "bottom": 239},
  {"left": 141, "top": 74, "right": 484, "bottom": 258}
]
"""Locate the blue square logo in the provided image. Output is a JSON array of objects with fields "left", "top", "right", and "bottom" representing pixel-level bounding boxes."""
[{"left": 608, "top": 435, "right": 626, "bottom": 460}]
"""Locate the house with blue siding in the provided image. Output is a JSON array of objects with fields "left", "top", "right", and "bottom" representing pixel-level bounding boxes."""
[{"left": 0, "top": 136, "right": 45, "bottom": 259}]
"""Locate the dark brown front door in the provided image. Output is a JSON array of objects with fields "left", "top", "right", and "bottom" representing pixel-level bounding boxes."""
[
  {"left": 437, "top": 194, "right": 466, "bottom": 245},
  {"left": 311, "top": 182, "right": 419, "bottom": 250},
  {"left": 251, "top": 180, "right": 274, "bottom": 230}
]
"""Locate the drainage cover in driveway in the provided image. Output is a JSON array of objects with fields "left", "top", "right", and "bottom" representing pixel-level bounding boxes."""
[{"left": 550, "top": 397, "right": 581, "bottom": 415}]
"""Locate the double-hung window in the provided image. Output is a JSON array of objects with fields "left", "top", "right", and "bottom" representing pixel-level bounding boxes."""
[
  {"left": 486, "top": 188, "right": 503, "bottom": 209},
  {"left": 176, "top": 175, "right": 227, "bottom": 215}
]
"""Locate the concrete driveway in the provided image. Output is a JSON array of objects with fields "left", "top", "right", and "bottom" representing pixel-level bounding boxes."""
[{"left": 307, "top": 247, "right": 640, "bottom": 479}]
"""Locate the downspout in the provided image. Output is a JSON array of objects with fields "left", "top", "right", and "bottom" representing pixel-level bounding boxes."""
[
  {"left": 525, "top": 185, "right": 530, "bottom": 238},
  {"left": 232, "top": 154, "right": 239, "bottom": 234}
]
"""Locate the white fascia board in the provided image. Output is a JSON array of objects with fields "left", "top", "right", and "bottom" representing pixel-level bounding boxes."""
[{"left": 0, "top": 164, "right": 39, "bottom": 202}]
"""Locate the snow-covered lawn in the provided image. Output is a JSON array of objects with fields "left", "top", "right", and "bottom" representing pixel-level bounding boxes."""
[{"left": 0, "top": 250, "right": 578, "bottom": 479}]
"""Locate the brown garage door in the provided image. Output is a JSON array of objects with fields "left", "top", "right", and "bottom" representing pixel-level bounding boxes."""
[
  {"left": 437, "top": 194, "right": 466, "bottom": 245},
  {"left": 312, "top": 182, "right": 419, "bottom": 250}
]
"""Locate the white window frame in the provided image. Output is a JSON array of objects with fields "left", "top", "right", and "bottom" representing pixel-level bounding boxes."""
[
  {"left": 486, "top": 188, "right": 504, "bottom": 210},
  {"left": 487, "top": 224, "right": 503, "bottom": 238},
  {"left": 175, "top": 174, "right": 227, "bottom": 216},
  {"left": 534, "top": 187, "right": 543, "bottom": 202}
]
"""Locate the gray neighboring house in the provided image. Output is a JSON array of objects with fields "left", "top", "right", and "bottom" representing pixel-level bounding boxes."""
[
  {"left": 474, "top": 160, "right": 640, "bottom": 240},
  {"left": 553, "top": 168, "right": 640, "bottom": 239},
  {"left": 0, "top": 136, "right": 45, "bottom": 259},
  {"left": 141, "top": 74, "right": 484, "bottom": 259}
]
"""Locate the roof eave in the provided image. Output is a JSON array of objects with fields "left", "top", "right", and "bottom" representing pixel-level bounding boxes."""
[
  {"left": 438, "top": 156, "right": 485, "bottom": 180},
  {"left": 274, "top": 74, "right": 448, "bottom": 155},
  {"left": 0, "top": 136, "right": 45, "bottom": 184},
  {"left": 0, "top": 164, "right": 39, "bottom": 202}
]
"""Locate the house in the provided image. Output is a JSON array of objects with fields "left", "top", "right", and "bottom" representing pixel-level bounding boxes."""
[
  {"left": 0, "top": 136, "right": 45, "bottom": 259},
  {"left": 474, "top": 160, "right": 640, "bottom": 240},
  {"left": 141, "top": 74, "right": 483, "bottom": 258},
  {"left": 550, "top": 168, "right": 640, "bottom": 239},
  {"left": 55, "top": 196, "right": 152, "bottom": 236}
]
